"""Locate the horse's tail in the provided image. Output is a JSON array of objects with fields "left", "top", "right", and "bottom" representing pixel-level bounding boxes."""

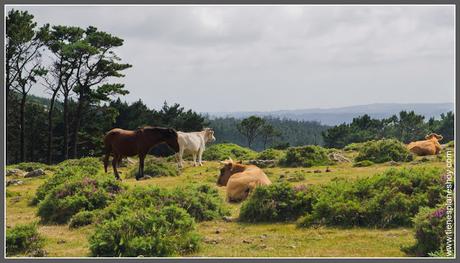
[{"left": 103, "top": 132, "right": 112, "bottom": 173}]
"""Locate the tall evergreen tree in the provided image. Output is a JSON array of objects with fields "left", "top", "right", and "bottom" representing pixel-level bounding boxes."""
[{"left": 6, "top": 9, "right": 48, "bottom": 161}]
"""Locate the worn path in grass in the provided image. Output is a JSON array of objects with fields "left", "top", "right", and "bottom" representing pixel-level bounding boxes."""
[{"left": 6, "top": 157, "right": 445, "bottom": 257}]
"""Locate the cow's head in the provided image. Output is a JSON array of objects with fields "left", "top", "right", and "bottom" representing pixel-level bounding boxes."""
[
  {"left": 217, "top": 158, "right": 244, "bottom": 186},
  {"left": 425, "top": 133, "right": 443, "bottom": 142},
  {"left": 204, "top": 128, "right": 216, "bottom": 143}
]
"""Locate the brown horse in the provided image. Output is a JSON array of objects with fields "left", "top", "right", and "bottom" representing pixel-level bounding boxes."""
[{"left": 103, "top": 126, "right": 180, "bottom": 180}]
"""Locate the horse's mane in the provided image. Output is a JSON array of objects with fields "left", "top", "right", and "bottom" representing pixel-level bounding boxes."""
[
  {"left": 136, "top": 126, "right": 167, "bottom": 131},
  {"left": 138, "top": 126, "right": 177, "bottom": 137}
]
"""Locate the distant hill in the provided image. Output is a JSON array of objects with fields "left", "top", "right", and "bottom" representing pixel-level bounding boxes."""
[{"left": 207, "top": 103, "right": 454, "bottom": 126}]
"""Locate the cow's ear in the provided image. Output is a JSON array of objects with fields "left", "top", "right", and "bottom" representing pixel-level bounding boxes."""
[
  {"left": 226, "top": 162, "right": 233, "bottom": 169},
  {"left": 436, "top": 134, "right": 444, "bottom": 141}
]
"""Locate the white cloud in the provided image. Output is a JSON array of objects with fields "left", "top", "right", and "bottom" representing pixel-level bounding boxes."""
[{"left": 5, "top": 5, "right": 455, "bottom": 112}]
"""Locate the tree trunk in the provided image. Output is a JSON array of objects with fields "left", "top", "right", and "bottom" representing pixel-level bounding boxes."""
[
  {"left": 29, "top": 131, "right": 34, "bottom": 161},
  {"left": 47, "top": 91, "right": 58, "bottom": 164},
  {"left": 63, "top": 94, "right": 69, "bottom": 160},
  {"left": 19, "top": 93, "right": 26, "bottom": 162},
  {"left": 71, "top": 92, "right": 84, "bottom": 159}
]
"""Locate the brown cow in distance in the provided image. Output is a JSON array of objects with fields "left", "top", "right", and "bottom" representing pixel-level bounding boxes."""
[
  {"left": 407, "top": 133, "right": 443, "bottom": 156},
  {"left": 217, "top": 158, "right": 271, "bottom": 202}
]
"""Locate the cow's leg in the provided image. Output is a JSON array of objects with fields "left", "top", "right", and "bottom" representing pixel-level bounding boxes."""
[
  {"left": 112, "top": 154, "right": 121, "bottom": 181},
  {"left": 137, "top": 154, "right": 145, "bottom": 180},
  {"left": 198, "top": 148, "right": 204, "bottom": 166},
  {"left": 178, "top": 148, "right": 185, "bottom": 168},
  {"left": 192, "top": 153, "right": 197, "bottom": 166}
]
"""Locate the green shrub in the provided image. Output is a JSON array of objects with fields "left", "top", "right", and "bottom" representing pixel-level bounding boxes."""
[
  {"left": 202, "top": 143, "right": 257, "bottom": 161},
  {"left": 279, "top": 145, "right": 334, "bottom": 167},
  {"left": 403, "top": 207, "right": 452, "bottom": 256},
  {"left": 446, "top": 140, "right": 454, "bottom": 148},
  {"left": 69, "top": 210, "right": 96, "bottom": 228},
  {"left": 6, "top": 223, "right": 44, "bottom": 257},
  {"left": 89, "top": 205, "right": 201, "bottom": 257},
  {"left": 240, "top": 167, "right": 443, "bottom": 227},
  {"left": 36, "top": 168, "right": 124, "bottom": 224},
  {"left": 239, "top": 183, "right": 315, "bottom": 222},
  {"left": 343, "top": 142, "right": 366, "bottom": 152},
  {"left": 355, "top": 139, "right": 413, "bottom": 163},
  {"left": 8, "top": 162, "right": 51, "bottom": 172},
  {"left": 126, "top": 158, "right": 179, "bottom": 179},
  {"left": 102, "top": 184, "right": 229, "bottom": 222},
  {"left": 298, "top": 167, "right": 443, "bottom": 228},
  {"left": 57, "top": 157, "right": 102, "bottom": 170},
  {"left": 33, "top": 157, "right": 102, "bottom": 205},
  {"left": 168, "top": 184, "right": 230, "bottom": 221},
  {"left": 277, "top": 171, "right": 306, "bottom": 182},
  {"left": 256, "top": 149, "right": 285, "bottom": 161},
  {"left": 353, "top": 160, "right": 374, "bottom": 167}
]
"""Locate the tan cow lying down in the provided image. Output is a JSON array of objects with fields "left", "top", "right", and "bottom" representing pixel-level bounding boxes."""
[
  {"left": 217, "top": 158, "right": 271, "bottom": 202},
  {"left": 407, "top": 133, "right": 443, "bottom": 156}
]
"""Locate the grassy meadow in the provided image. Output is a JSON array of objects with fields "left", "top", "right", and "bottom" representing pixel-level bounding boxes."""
[{"left": 5, "top": 145, "right": 451, "bottom": 257}]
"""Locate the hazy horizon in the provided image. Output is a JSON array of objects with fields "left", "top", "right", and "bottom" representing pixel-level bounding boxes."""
[
  {"left": 204, "top": 102, "right": 454, "bottom": 113},
  {"left": 6, "top": 5, "right": 455, "bottom": 112}
]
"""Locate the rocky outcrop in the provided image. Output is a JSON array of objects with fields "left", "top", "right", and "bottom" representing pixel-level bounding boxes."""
[
  {"left": 246, "top": 159, "right": 277, "bottom": 168},
  {"left": 24, "top": 169, "right": 45, "bottom": 178},
  {"left": 6, "top": 169, "right": 25, "bottom": 177},
  {"left": 6, "top": 179, "right": 24, "bottom": 186},
  {"left": 328, "top": 152, "right": 351, "bottom": 163}
]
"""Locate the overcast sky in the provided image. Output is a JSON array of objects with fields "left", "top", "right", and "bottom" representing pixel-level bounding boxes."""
[{"left": 6, "top": 5, "right": 455, "bottom": 112}]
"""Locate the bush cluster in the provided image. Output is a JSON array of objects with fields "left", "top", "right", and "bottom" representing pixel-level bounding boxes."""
[
  {"left": 34, "top": 157, "right": 102, "bottom": 204},
  {"left": 126, "top": 158, "right": 179, "bottom": 179},
  {"left": 89, "top": 205, "right": 200, "bottom": 257},
  {"left": 56, "top": 157, "right": 102, "bottom": 171},
  {"left": 355, "top": 139, "right": 413, "bottom": 163},
  {"left": 103, "top": 184, "right": 229, "bottom": 222},
  {"left": 279, "top": 145, "right": 333, "bottom": 167},
  {"left": 403, "top": 206, "right": 452, "bottom": 256},
  {"left": 7, "top": 162, "right": 51, "bottom": 172},
  {"left": 6, "top": 223, "right": 45, "bottom": 257},
  {"left": 256, "top": 148, "right": 285, "bottom": 161},
  {"left": 34, "top": 157, "right": 123, "bottom": 224},
  {"left": 240, "top": 167, "right": 443, "bottom": 228},
  {"left": 298, "top": 167, "right": 443, "bottom": 228},
  {"left": 239, "top": 183, "right": 314, "bottom": 222},
  {"left": 69, "top": 210, "right": 96, "bottom": 228},
  {"left": 343, "top": 142, "right": 366, "bottom": 152},
  {"left": 202, "top": 143, "right": 257, "bottom": 161},
  {"left": 90, "top": 184, "right": 227, "bottom": 257}
]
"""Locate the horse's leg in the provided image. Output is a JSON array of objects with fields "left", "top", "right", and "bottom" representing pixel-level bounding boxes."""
[
  {"left": 112, "top": 154, "right": 121, "bottom": 181},
  {"left": 103, "top": 153, "right": 110, "bottom": 173},
  {"left": 137, "top": 154, "right": 145, "bottom": 180}
]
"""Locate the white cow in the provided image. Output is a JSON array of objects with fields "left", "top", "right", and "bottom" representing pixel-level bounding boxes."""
[{"left": 176, "top": 128, "right": 216, "bottom": 168}]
